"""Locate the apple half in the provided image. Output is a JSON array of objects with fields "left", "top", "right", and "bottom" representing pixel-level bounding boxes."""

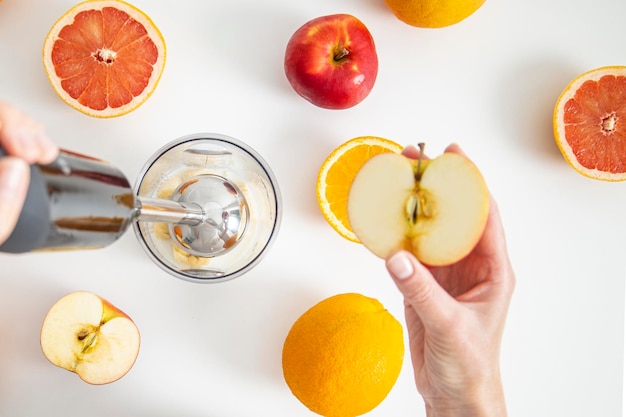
[
  {"left": 347, "top": 150, "right": 490, "bottom": 266},
  {"left": 40, "top": 291, "right": 140, "bottom": 385}
]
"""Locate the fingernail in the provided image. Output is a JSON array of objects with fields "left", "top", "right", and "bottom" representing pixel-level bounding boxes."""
[{"left": 386, "top": 252, "right": 414, "bottom": 280}]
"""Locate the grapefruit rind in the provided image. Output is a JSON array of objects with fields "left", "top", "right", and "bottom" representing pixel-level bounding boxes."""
[
  {"left": 553, "top": 65, "right": 626, "bottom": 181},
  {"left": 316, "top": 137, "right": 403, "bottom": 243},
  {"left": 42, "top": 0, "right": 166, "bottom": 118}
]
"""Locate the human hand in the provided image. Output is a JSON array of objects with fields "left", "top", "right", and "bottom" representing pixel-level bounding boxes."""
[
  {"left": 385, "top": 144, "right": 515, "bottom": 417},
  {"left": 0, "top": 101, "right": 58, "bottom": 245}
]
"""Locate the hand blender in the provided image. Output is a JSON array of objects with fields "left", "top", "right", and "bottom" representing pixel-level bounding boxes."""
[{"left": 0, "top": 133, "right": 282, "bottom": 283}]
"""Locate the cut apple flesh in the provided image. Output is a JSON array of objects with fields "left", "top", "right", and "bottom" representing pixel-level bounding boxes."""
[
  {"left": 416, "top": 154, "right": 489, "bottom": 265},
  {"left": 348, "top": 154, "right": 416, "bottom": 257},
  {"left": 73, "top": 316, "right": 140, "bottom": 384},
  {"left": 347, "top": 152, "right": 489, "bottom": 266},
  {"left": 40, "top": 291, "right": 140, "bottom": 385}
]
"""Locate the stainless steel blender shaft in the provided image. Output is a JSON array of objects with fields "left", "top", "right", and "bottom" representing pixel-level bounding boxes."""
[{"left": 135, "top": 196, "right": 205, "bottom": 225}]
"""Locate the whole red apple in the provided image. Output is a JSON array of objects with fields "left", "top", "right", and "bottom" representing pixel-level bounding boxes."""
[{"left": 284, "top": 14, "right": 378, "bottom": 110}]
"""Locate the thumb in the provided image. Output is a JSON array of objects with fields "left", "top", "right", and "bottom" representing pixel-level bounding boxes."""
[
  {"left": 0, "top": 157, "right": 29, "bottom": 245},
  {"left": 386, "top": 251, "right": 458, "bottom": 329}
]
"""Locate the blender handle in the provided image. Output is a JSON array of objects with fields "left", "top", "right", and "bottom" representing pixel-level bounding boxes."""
[{"left": 0, "top": 148, "right": 51, "bottom": 253}]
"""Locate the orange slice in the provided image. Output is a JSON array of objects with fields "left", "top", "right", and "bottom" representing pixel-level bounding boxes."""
[
  {"left": 42, "top": 0, "right": 166, "bottom": 118},
  {"left": 553, "top": 66, "right": 626, "bottom": 181},
  {"left": 316, "top": 136, "right": 404, "bottom": 242}
]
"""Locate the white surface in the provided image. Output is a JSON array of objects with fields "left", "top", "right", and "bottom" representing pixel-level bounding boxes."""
[{"left": 1, "top": 0, "right": 625, "bottom": 416}]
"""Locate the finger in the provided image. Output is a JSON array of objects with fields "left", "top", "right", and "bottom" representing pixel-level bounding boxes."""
[
  {"left": 32, "top": 129, "right": 59, "bottom": 164},
  {"left": 472, "top": 197, "right": 515, "bottom": 297},
  {"left": 0, "top": 157, "right": 29, "bottom": 245},
  {"left": 404, "top": 143, "right": 466, "bottom": 160},
  {"left": 386, "top": 251, "right": 458, "bottom": 330},
  {"left": 444, "top": 142, "right": 466, "bottom": 157},
  {"left": 1, "top": 120, "right": 58, "bottom": 164},
  {"left": 401, "top": 144, "right": 430, "bottom": 160},
  {"left": 467, "top": 195, "right": 507, "bottom": 262},
  {"left": 0, "top": 102, "right": 58, "bottom": 164}
]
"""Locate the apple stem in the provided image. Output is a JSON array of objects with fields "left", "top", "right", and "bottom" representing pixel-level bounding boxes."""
[
  {"left": 415, "top": 142, "right": 425, "bottom": 181},
  {"left": 334, "top": 48, "right": 349, "bottom": 62}
]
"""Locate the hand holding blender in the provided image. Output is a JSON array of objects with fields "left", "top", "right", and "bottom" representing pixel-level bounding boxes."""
[{"left": 0, "top": 101, "right": 59, "bottom": 246}]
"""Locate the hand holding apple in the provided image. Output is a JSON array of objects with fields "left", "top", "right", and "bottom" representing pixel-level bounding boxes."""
[
  {"left": 40, "top": 291, "right": 140, "bottom": 385},
  {"left": 347, "top": 143, "right": 490, "bottom": 266},
  {"left": 284, "top": 14, "right": 378, "bottom": 110}
]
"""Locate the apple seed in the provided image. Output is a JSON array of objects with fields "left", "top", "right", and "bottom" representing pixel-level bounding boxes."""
[
  {"left": 77, "top": 327, "right": 99, "bottom": 354},
  {"left": 419, "top": 192, "right": 434, "bottom": 218},
  {"left": 405, "top": 195, "right": 419, "bottom": 225}
]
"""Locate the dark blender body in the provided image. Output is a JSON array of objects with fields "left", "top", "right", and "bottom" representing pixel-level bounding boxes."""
[{"left": 0, "top": 149, "right": 136, "bottom": 253}]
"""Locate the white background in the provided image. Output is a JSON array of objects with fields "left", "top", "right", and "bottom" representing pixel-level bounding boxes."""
[{"left": 1, "top": 0, "right": 625, "bottom": 416}]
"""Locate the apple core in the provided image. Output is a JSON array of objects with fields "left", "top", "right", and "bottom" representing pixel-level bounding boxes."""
[{"left": 347, "top": 149, "right": 490, "bottom": 266}]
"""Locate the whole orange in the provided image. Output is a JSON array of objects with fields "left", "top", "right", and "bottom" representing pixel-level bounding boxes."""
[
  {"left": 282, "top": 293, "right": 404, "bottom": 417},
  {"left": 385, "top": 0, "right": 486, "bottom": 28}
]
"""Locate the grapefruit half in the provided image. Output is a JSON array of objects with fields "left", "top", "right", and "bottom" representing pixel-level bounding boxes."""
[
  {"left": 553, "top": 66, "right": 626, "bottom": 181},
  {"left": 43, "top": 0, "right": 166, "bottom": 118}
]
